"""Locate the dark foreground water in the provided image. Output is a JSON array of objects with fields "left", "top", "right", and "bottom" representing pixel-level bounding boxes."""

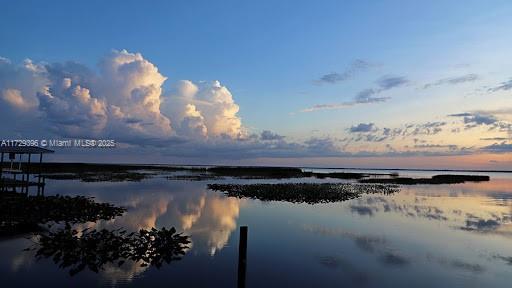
[{"left": 1, "top": 169, "right": 512, "bottom": 287}]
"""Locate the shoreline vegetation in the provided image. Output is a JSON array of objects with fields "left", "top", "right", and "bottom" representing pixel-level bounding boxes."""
[{"left": 2, "top": 163, "right": 491, "bottom": 184}]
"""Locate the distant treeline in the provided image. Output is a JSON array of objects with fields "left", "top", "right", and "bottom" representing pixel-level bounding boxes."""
[{"left": 1, "top": 163, "right": 491, "bottom": 184}]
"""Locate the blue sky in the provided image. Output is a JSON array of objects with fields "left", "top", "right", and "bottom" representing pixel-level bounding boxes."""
[{"left": 1, "top": 0, "right": 511, "bottom": 168}]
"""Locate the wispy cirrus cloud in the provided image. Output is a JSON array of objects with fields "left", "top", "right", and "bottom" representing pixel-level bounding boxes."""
[
  {"left": 376, "top": 76, "right": 408, "bottom": 90},
  {"left": 423, "top": 74, "right": 479, "bottom": 89},
  {"left": 300, "top": 103, "right": 352, "bottom": 112},
  {"left": 347, "top": 121, "right": 447, "bottom": 143},
  {"left": 316, "top": 59, "right": 372, "bottom": 84},
  {"left": 412, "top": 144, "right": 459, "bottom": 150},
  {"left": 302, "top": 75, "right": 408, "bottom": 112},
  {"left": 480, "top": 137, "right": 510, "bottom": 141},
  {"left": 488, "top": 79, "right": 512, "bottom": 92}
]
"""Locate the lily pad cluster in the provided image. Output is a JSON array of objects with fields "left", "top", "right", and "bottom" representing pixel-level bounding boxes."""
[{"left": 208, "top": 183, "right": 399, "bottom": 204}]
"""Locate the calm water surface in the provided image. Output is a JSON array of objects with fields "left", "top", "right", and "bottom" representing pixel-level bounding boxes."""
[{"left": 1, "top": 170, "right": 512, "bottom": 287}]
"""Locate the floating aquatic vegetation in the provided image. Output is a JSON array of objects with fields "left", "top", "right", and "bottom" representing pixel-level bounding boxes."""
[
  {"left": 166, "top": 174, "right": 222, "bottom": 181},
  {"left": 0, "top": 193, "right": 125, "bottom": 235},
  {"left": 359, "top": 174, "right": 490, "bottom": 185},
  {"left": 206, "top": 166, "right": 393, "bottom": 180},
  {"left": 312, "top": 172, "right": 368, "bottom": 179},
  {"left": 208, "top": 183, "right": 399, "bottom": 204},
  {"left": 207, "top": 166, "right": 305, "bottom": 179},
  {"left": 28, "top": 224, "right": 190, "bottom": 275}
]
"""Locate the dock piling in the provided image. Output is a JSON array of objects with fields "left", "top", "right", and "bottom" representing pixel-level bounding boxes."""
[{"left": 237, "top": 226, "right": 248, "bottom": 288}]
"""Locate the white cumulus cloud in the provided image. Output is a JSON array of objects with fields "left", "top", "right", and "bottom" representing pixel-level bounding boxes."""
[
  {"left": 0, "top": 49, "right": 244, "bottom": 144},
  {"left": 162, "top": 80, "right": 244, "bottom": 139}
]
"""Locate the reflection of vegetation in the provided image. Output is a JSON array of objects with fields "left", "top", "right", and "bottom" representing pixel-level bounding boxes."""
[
  {"left": 208, "top": 183, "right": 399, "bottom": 204},
  {"left": 28, "top": 224, "right": 190, "bottom": 275},
  {"left": 0, "top": 186, "right": 192, "bottom": 276},
  {"left": 359, "top": 174, "right": 490, "bottom": 185},
  {"left": 0, "top": 193, "right": 125, "bottom": 235}
]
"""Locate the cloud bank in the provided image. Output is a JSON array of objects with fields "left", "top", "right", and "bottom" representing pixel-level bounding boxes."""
[
  {"left": 0, "top": 50, "right": 353, "bottom": 159},
  {"left": 1, "top": 50, "right": 510, "bottom": 162},
  {"left": 0, "top": 50, "right": 243, "bottom": 144}
]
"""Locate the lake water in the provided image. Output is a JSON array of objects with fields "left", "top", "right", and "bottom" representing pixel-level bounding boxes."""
[{"left": 1, "top": 169, "right": 512, "bottom": 287}]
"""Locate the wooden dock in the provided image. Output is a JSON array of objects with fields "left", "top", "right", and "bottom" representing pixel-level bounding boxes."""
[{"left": 0, "top": 145, "right": 54, "bottom": 195}]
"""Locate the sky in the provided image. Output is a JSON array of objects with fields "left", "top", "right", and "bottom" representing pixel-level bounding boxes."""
[{"left": 0, "top": 0, "right": 511, "bottom": 169}]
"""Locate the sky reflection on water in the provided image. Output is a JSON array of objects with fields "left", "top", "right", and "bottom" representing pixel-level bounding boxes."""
[{"left": 1, "top": 172, "right": 512, "bottom": 287}]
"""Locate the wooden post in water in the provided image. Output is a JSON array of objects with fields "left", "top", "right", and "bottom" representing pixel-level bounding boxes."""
[{"left": 237, "top": 226, "right": 248, "bottom": 288}]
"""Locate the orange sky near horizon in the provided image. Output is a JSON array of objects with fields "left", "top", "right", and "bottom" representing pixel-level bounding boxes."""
[{"left": 251, "top": 153, "right": 512, "bottom": 170}]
